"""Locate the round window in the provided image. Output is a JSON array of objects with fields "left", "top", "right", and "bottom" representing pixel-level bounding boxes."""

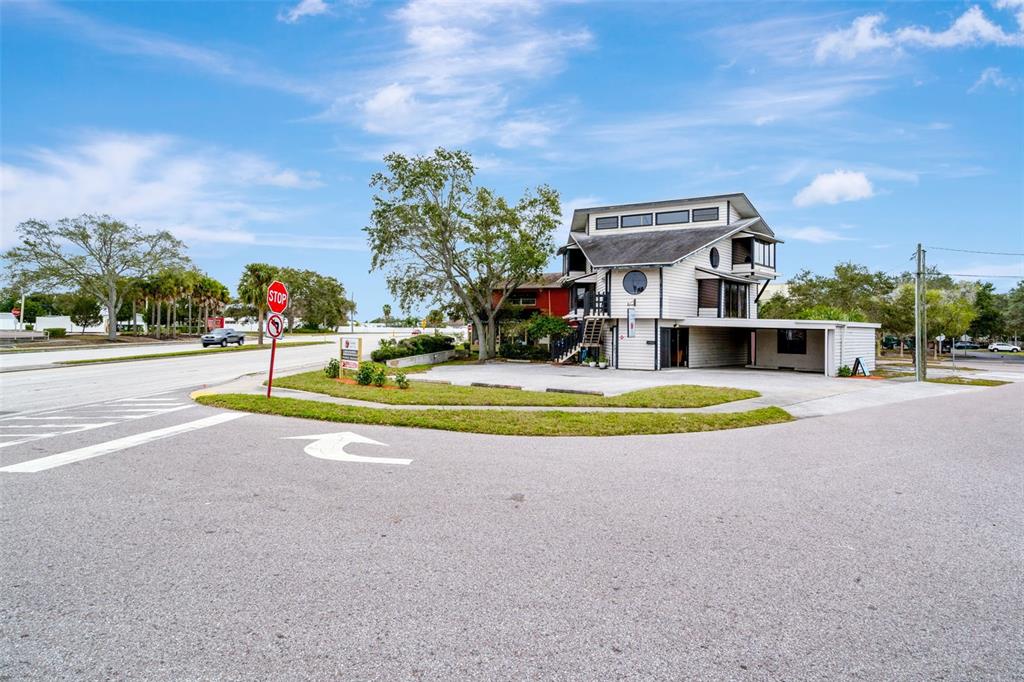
[
  {"left": 622, "top": 270, "right": 648, "bottom": 295},
  {"left": 710, "top": 247, "right": 720, "bottom": 268}
]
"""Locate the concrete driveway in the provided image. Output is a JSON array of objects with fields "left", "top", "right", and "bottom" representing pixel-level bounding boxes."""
[{"left": 418, "top": 363, "right": 1014, "bottom": 418}]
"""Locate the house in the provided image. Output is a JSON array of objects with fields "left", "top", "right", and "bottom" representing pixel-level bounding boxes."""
[
  {"left": 546, "top": 192, "right": 878, "bottom": 376},
  {"left": 492, "top": 273, "right": 571, "bottom": 318}
]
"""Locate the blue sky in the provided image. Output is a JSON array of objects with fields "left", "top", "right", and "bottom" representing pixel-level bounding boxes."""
[{"left": 2, "top": 0, "right": 1022, "bottom": 317}]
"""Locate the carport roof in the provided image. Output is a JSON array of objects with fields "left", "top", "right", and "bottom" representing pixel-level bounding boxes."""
[{"left": 676, "top": 317, "right": 881, "bottom": 330}]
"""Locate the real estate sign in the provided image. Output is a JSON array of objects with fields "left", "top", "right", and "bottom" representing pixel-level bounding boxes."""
[{"left": 340, "top": 336, "right": 362, "bottom": 371}]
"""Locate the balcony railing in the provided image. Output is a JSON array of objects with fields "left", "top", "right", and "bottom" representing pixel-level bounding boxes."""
[
  {"left": 549, "top": 324, "right": 584, "bottom": 361},
  {"left": 575, "top": 291, "right": 609, "bottom": 317}
]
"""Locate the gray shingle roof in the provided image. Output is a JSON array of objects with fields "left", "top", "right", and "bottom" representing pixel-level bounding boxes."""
[{"left": 571, "top": 218, "right": 762, "bottom": 267}]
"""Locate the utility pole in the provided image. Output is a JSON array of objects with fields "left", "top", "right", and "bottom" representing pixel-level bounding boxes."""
[
  {"left": 914, "top": 243, "right": 927, "bottom": 382},
  {"left": 18, "top": 290, "right": 25, "bottom": 331}
]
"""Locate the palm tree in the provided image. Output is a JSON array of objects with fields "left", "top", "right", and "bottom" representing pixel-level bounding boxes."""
[
  {"left": 382, "top": 304, "right": 392, "bottom": 325},
  {"left": 238, "top": 263, "right": 277, "bottom": 345}
]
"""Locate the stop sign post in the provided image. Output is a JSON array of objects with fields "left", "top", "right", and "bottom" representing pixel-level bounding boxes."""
[{"left": 266, "top": 281, "right": 289, "bottom": 398}]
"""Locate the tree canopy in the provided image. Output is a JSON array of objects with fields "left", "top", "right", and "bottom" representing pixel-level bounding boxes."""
[
  {"left": 3, "top": 215, "right": 187, "bottom": 340},
  {"left": 365, "top": 148, "right": 559, "bottom": 360}
]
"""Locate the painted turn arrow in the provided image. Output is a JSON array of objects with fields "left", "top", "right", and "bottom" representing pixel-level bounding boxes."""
[{"left": 283, "top": 432, "right": 412, "bottom": 465}]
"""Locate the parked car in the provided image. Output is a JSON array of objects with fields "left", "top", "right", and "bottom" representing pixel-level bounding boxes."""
[
  {"left": 953, "top": 341, "right": 981, "bottom": 350},
  {"left": 988, "top": 342, "right": 1021, "bottom": 352},
  {"left": 410, "top": 328, "right": 422, "bottom": 335},
  {"left": 201, "top": 328, "right": 245, "bottom": 347}
]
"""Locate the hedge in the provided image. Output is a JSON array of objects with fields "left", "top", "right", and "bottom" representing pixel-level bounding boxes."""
[
  {"left": 370, "top": 334, "right": 455, "bottom": 362},
  {"left": 45, "top": 328, "right": 67, "bottom": 338}
]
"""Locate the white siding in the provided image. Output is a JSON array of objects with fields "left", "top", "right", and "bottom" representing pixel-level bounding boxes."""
[
  {"left": 602, "top": 323, "right": 616, "bottom": 363},
  {"left": 728, "top": 201, "right": 742, "bottom": 224},
  {"left": 749, "top": 283, "right": 758, "bottom": 320},
  {"left": 832, "top": 326, "right": 876, "bottom": 374},
  {"left": 662, "top": 238, "right": 734, "bottom": 319},
  {"left": 610, "top": 269, "right": 660, "bottom": 319},
  {"left": 588, "top": 200, "right": 729, "bottom": 236},
  {"left": 687, "top": 327, "right": 748, "bottom": 368},
  {"left": 754, "top": 329, "right": 825, "bottom": 372},
  {"left": 617, "top": 318, "right": 656, "bottom": 370}
]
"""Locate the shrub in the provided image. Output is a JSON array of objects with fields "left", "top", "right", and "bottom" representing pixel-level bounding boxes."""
[
  {"left": 356, "top": 361, "right": 387, "bottom": 386},
  {"left": 25, "top": 324, "right": 34, "bottom": 331},
  {"left": 499, "top": 342, "right": 549, "bottom": 361},
  {"left": 324, "top": 358, "right": 340, "bottom": 379},
  {"left": 370, "top": 333, "right": 455, "bottom": 361},
  {"left": 837, "top": 365, "right": 853, "bottom": 377},
  {"left": 394, "top": 371, "right": 410, "bottom": 389},
  {"left": 45, "top": 328, "right": 66, "bottom": 338}
]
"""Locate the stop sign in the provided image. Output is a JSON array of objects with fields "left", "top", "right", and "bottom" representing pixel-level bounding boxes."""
[
  {"left": 267, "top": 280, "right": 289, "bottom": 314},
  {"left": 11, "top": 308, "right": 20, "bottom": 318}
]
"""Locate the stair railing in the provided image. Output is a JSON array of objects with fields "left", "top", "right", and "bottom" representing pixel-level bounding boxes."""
[{"left": 549, "top": 324, "right": 584, "bottom": 361}]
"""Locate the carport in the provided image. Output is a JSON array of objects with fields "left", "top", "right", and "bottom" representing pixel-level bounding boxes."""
[{"left": 671, "top": 318, "right": 880, "bottom": 377}]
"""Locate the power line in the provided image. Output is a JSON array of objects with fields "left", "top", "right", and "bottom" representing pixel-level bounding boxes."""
[
  {"left": 931, "top": 272, "right": 1023, "bottom": 279},
  {"left": 927, "top": 246, "right": 1024, "bottom": 257}
]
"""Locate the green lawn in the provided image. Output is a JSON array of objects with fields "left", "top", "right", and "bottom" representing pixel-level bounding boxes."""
[
  {"left": 926, "top": 376, "right": 1009, "bottom": 387},
  {"left": 275, "top": 370, "right": 760, "bottom": 408},
  {"left": 195, "top": 393, "right": 792, "bottom": 437},
  {"left": 59, "top": 341, "right": 330, "bottom": 365}
]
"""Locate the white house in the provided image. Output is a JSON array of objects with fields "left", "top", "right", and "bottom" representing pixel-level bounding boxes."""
[{"left": 553, "top": 193, "right": 878, "bottom": 376}]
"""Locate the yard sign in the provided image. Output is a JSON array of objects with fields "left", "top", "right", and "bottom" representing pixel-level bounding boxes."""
[{"left": 341, "top": 336, "right": 362, "bottom": 371}]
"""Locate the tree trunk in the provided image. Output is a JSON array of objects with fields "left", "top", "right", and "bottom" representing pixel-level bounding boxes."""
[
  {"left": 470, "top": 314, "right": 487, "bottom": 362},
  {"left": 131, "top": 300, "right": 137, "bottom": 334},
  {"left": 156, "top": 301, "right": 162, "bottom": 339},
  {"left": 106, "top": 285, "right": 118, "bottom": 341}
]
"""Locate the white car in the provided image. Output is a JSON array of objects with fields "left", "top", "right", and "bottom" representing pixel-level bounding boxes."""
[{"left": 988, "top": 342, "right": 1021, "bottom": 352}]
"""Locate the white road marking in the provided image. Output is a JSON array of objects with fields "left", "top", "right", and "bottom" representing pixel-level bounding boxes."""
[
  {"left": 0, "top": 424, "right": 110, "bottom": 429},
  {"left": 284, "top": 432, "right": 411, "bottom": 465},
  {"left": 0, "top": 413, "right": 248, "bottom": 473}
]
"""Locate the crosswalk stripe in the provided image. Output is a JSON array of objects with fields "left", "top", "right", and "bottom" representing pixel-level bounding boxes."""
[{"left": 0, "top": 413, "right": 247, "bottom": 473}]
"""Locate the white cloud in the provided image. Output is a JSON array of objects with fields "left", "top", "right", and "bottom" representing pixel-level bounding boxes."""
[
  {"left": 793, "top": 170, "right": 874, "bottom": 207},
  {"left": 969, "top": 66, "right": 1021, "bottom": 92},
  {"left": 278, "top": 0, "right": 331, "bottom": 23},
  {"left": 814, "top": 14, "right": 895, "bottom": 62},
  {"left": 334, "top": 0, "right": 592, "bottom": 149},
  {"left": 0, "top": 132, "right": 340, "bottom": 250},
  {"left": 783, "top": 226, "right": 857, "bottom": 243},
  {"left": 815, "top": 6, "right": 1024, "bottom": 61}
]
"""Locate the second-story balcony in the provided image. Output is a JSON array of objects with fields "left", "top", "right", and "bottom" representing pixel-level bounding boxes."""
[{"left": 573, "top": 290, "right": 610, "bottom": 318}]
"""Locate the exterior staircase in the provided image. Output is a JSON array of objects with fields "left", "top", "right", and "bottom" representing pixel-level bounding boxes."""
[{"left": 552, "top": 317, "right": 605, "bottom": 364}]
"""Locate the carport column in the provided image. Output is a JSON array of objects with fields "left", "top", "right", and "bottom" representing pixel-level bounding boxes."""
[{"left": 824, "top": 328, "right": 832, "bottom": 377}]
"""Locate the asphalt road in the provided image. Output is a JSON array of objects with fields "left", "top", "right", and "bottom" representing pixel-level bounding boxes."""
[
  {"left": 0, "top": 341, "right": 341, "bottom": 414},
  {"left": 1, "top": 379, "right": 1021, "bottom": 679}
]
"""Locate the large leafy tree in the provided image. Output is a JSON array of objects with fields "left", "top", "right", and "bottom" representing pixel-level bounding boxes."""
[
  {"left": 238, "top": 262, "right": 278, "bottom": 344},
  {"left": 783, "top": 262, "right": 895, "bottom": 321},
  {"left": 278, "top": 267, "right": 356, "bottom": 330},
  {"left": 365, "top": 148, "right": 559, "bottom": 360},
  {"left": 3, "top": 215, "right": 187, "bottom": 340},
  {"left": 968, "top": 282, "right": 1004, "bottom": 340},
  {"left": 1004, "top": 281, "right": 1024, "bottom": 340}
]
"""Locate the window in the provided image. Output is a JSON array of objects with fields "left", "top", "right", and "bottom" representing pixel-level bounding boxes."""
[
  {"left": 723, "top": 282, "right": 747, "bottom": 318},
  {"left": 565, "top": 249, "right": 587, "bottom": 272},
  {"left": 710, "top": 247, "right": 720, "bottom": 268},
  {"left": 510, "top": 294, "right": 537, "bottom": 306},
  {"left": 621, "top": 213, "right": 653, "bottom": 228},
  {"left": 692, "top": 207, "right": 720, "bottom": 222},
  {"left": 595, "top": 216, "right": 618, "bottom": 230},
  {"left": 622, "top": 270, "right": 648, "bottom": 295},
  {"left": 777, "top": 329, "right": 807, "bottom": 354},
  {"left": 754, "top": 240, "right": 775, "bottom": 268},
  {"left": 698, "top": 279, "right": 718, "bottom": 308},
  {"left": 656, "top": 210, "right": 689, "bottom": 225}
]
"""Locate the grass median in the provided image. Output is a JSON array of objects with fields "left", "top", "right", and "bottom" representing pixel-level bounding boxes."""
[
  {"left": 926, "top": 376, "right": 1009, "bottom": 387},
  {"left": 274, "top": 370, "right": 760, "bottom": 408},
  {"left": 59, "top": 341, "right": 330, "bottom": 365},
  {"left": 195, "top": 393, "right": 792, "bottom": 437}
]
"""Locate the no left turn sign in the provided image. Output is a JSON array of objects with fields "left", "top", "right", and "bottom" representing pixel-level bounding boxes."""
[{"left": 267, "top": 312, "right": 284, "bottom": 339}]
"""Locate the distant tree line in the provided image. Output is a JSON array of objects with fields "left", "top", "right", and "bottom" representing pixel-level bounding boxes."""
[
  {"left": 2, "top": 214, "right": 357, "bottom": 343},
  {"left": 760, "top": 262, "right": 1024, "bottom": 345}
]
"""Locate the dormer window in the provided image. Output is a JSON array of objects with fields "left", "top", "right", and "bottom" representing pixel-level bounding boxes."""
[
  {"left": 621, "top": 213, "right": 653, "bottom": 228},
  {"left": 692, "top": 207, "right": 720, "bottom": 222},
  {"left": 656, "top": 210, "right": 689, "bottom": 225}
]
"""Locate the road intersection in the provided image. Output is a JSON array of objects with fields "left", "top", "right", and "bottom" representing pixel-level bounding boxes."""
[{"left": 1, "top": 349, "right": 1022, "bottom": 679}]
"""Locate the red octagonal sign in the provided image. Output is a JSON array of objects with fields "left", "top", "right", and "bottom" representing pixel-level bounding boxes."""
[{"left": 267, "top": 280, "right": 289, "bottom": 314}]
